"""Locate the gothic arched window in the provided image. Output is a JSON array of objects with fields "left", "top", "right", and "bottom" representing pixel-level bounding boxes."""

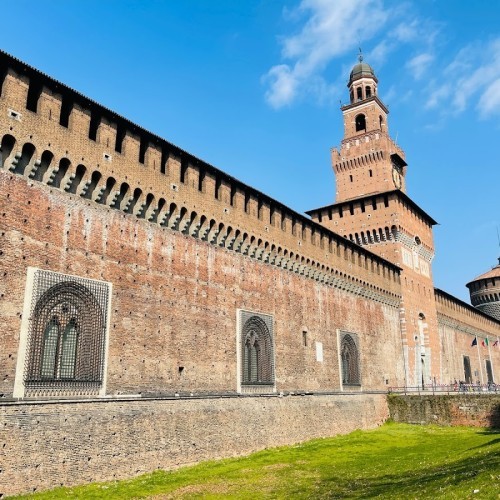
[
  {"left": 240, "top": 312, "right": 274, "bottom": 386},
  {"left": 21, "top": 270, "right": 111, "bottom": 396},
  {"left": 340, "top": 333, "right": 360, "bottom": 386}
]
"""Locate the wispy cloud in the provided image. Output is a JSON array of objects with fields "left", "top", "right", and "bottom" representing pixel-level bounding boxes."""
[
  {"left": 406, "top": 53, "right": 434, "bottom": 79},
  {"left": 263, "top": 0, "right": 389, "bottom": 108},
  {"left": 478, "top": 79, "right": 500, "bottom": 117},
  {"left": 425, "top": 38, "right": 500, "bottom": 117}
]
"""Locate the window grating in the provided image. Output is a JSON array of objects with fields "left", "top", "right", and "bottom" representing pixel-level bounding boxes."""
[
  {"left": 240, "top": 310, "right": 274, "bottom": 386},
  {"left": 340, "top": 332, "right": 361, "bottom": 386},
  {"left": 24, "top": 269, "right": 110, "bottom": 396}
]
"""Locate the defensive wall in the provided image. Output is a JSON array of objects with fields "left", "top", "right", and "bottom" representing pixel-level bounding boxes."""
[
  {"left": 1, "top": 393, "right": 389, "bottom": 496},
  {"left": 0, "top": 170, "right": 404, "bottom": 398},
  {"left": 435, "top": 289, "right": 500, "bottom": 385},
  {"left": 388, "top": 393, "right": 500, "bottom": 428}
]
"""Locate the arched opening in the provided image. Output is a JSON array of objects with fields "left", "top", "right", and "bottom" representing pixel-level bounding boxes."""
[
  {"left": 0, "top": 134, "right": 16, "bottom": 168},
  {"left": 51, "top": 158, "right": 71, "bottom": 188},
  {"left": 125, "top": 188, "right": 142, "bottom": 214},
  {"left": 98, "top": 177, "right": 116, "bottom": 205},
  {"left": 13, "top": 142, "right": 36, "bottom": 176},
  {"left": 31, "top": 150, "right": 54, "bottom": 182},
  {"left": 67, "top": 164, "right": 87, "bottom": 194},
  {"left": 111, "top": 182, "right": 130, "bottom": 210},
  {"left": 82, "top": 171, "right": 102, "bottom": 199},
  {"left": 355, "top": 114, "right": 366, "bottom": 132},
  {"left": 356, "top": 87, "right": 362, "bottom": 101},
  {"left": 365, "top": 86, "right": 371, "bottom": 98},
  {"left": 341, "top": 334, "right": 360, "bottom": 385},
  {"left": 379, "top": 115, "right": 384, "bottom": 129}
]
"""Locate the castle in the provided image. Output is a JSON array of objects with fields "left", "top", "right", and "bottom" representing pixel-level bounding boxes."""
[{"left": 1, "top": 50, "right": 499, "bottom": 495}]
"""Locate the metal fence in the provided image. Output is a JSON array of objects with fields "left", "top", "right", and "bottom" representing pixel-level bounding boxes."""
[{"left": 388, "top": 383, "right": 499, "bottom": 395}]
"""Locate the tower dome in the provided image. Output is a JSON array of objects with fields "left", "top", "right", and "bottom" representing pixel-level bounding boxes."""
[
  {"left": 348, "top": 59, "right": 376, "bottom": 86},
  {"left": 347, "top": 51, "right": 378, "bottom": 104},
  {"left": 466, "top": 258, "right": 500, "bottom": 321}
]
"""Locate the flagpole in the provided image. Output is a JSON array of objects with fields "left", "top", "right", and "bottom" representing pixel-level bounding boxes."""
[{"left": 476, "top": 338, "right": 484, "bottom": 385}]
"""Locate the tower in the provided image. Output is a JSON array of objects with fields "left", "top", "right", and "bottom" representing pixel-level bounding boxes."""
[
  {"left": 307, "top": 54, "right": 441, "bottom": 388},
  {"left": 467, "top": 258, "right": 500, "bottom": 321}
]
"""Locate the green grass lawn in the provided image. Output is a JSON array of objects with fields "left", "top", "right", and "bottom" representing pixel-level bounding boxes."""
[{"left": 17, "top": 423, "right": 499, "bottom": 499}]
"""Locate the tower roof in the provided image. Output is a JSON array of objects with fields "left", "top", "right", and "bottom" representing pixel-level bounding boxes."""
[
  {"left": 348, "top": 52, "right": 377, "bottom": 86},
  {"left": 467, "top": 259, "right": 500, "bottom": 286}
]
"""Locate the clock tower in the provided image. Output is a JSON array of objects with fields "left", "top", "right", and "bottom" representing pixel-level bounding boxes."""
[{"left": 307, "top": 54, "right": 441, "bottom": 388}]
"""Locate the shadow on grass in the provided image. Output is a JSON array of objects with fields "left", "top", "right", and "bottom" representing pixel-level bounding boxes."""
[
  {"left": 312, "top": 447, "right": 500, "bottom": 499},
  {"left": 470, "top": 437, "right": 500, "bottom": 449},
  {"left": 489, "top": 403, "right": 500, "bottom": 429}
]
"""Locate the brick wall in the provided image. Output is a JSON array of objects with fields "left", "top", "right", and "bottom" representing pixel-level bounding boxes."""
[
  {"left": 388, "top": 393, "right": 500, "bottom": 428},
  {"left": 0, "top": 170, "right": 404, "bottom": 397},
  {"left": 0, "top": 393, "right": 389, "bottom": 496}
]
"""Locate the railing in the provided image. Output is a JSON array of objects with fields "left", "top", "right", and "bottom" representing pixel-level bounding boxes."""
[{"left": 388, "top": 383, "right": 499, "bottom": 395}]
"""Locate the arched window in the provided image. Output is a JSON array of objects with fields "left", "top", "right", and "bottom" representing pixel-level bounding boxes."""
[
  {"left": 356, "top": 87, "right": 362, "bottom": 101},
  {"left": 22, "top": 270, "right": 110, "bottom": 396},
  {"left": 240, "top": 312, "right": 274, "bottom": 386},
  {"left": 340, "top": 333, "right": 360, "bottom": 385},
  {"left": 355, "top": 114, "right": 366, "bottom": 132},
  {"left": 366, "top": 86, "right": 371, "bottom": 98}
]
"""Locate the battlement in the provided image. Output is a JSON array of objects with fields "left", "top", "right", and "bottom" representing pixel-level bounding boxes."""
[
  {"left": 0, "top": 50, "right": 401, "bottom": 301},
  {"left": 435, "top": 288, "right": 500, "bottom": 334}
]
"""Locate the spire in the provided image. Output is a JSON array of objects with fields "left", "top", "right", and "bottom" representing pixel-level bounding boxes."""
[{"left": 358, "top": 47, "right": 363, "bottom": 63}]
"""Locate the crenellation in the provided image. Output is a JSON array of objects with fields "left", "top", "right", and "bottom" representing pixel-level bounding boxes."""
[
  {"left": 38, "top": 86, "right": 62, "bottom": 122},
  {"left": 2, "top": 69, "right": 29, "bottom": 111},
  {"left": 97, "top": 116, "right": 117, "bottom": 151},
  {"left": 69, "top": 102, "right": 91, "bottom": 135}
]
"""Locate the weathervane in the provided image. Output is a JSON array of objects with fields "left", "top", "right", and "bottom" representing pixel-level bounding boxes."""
[{"left": 358, "top": 47, "right": 363, "bottom": 63}]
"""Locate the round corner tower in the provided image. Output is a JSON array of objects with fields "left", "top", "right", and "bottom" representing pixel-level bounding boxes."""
[{"left": 467, "top": 258, "right": 500, "bottom": 321}]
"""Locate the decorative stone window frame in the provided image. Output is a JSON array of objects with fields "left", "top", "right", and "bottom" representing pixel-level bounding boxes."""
[
  {"left": 236, "top": 309, "right": 275, "bottom": 394},
  {"left": 337, "top": 330, "right": 361, "bottom": 390},
  {"left": 13, "top": 268, "right": 112, "bottom": 398}
]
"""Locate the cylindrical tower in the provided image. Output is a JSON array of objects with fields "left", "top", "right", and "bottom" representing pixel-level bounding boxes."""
[{"left": 466, "top": 258, "right": 500, "bottom": 321}]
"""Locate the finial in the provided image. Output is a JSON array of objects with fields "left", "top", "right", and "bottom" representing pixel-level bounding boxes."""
[
  {"left": 358, "top": 47, "right": 363, "bottom": 63},
  {"left": 497, "top": 227, "right": 500, "bottom": 265}
]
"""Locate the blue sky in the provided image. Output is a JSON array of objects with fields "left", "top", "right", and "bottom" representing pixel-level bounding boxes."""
[{"left": 2, "top": 0, "right": 499, "bottom": 302}]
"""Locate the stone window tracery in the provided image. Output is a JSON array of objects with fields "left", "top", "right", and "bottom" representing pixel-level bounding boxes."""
[
  {"left": 340, "top": 332, "right": 361, "bottom": 386},
  {"left": 18, "top": 269, "right": 111, "bottom": 397},
  {"left": 239, "top": 310, "right": 274, "bottom": 388}
]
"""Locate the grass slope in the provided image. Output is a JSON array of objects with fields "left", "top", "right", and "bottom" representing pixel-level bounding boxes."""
[{"left": 17, "top": 423, "right": 500, "bottom": 499}]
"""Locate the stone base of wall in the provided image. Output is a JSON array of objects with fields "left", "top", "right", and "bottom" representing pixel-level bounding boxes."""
[
  {"left": 1, "top": 393, "right": 388, "bottom": 496},
  {"left": 388, "top": 394, "right": 500, "bottom": 428}
]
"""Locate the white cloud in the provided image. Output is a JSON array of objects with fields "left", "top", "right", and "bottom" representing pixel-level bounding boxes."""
[
  {"left": 263, "top": 0, "right": 389, "bottom": 108},
  {"left": 393, "top": 19, "right": 420, "bottom": 42},
  {"left": 425, "top": 83, "right": 451, "bottom": 110},
  {"left": 406, "top": 53, "right": 434, "bottom": 79},
  {"left": 478, "top": 79, "right": 500, "bottom": 117},
  {"left": 263, "top": 65, "right": 298, "bottom": 109},
  {"left": 426, "top": 38, "right": 500, "bottom": 116}
]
